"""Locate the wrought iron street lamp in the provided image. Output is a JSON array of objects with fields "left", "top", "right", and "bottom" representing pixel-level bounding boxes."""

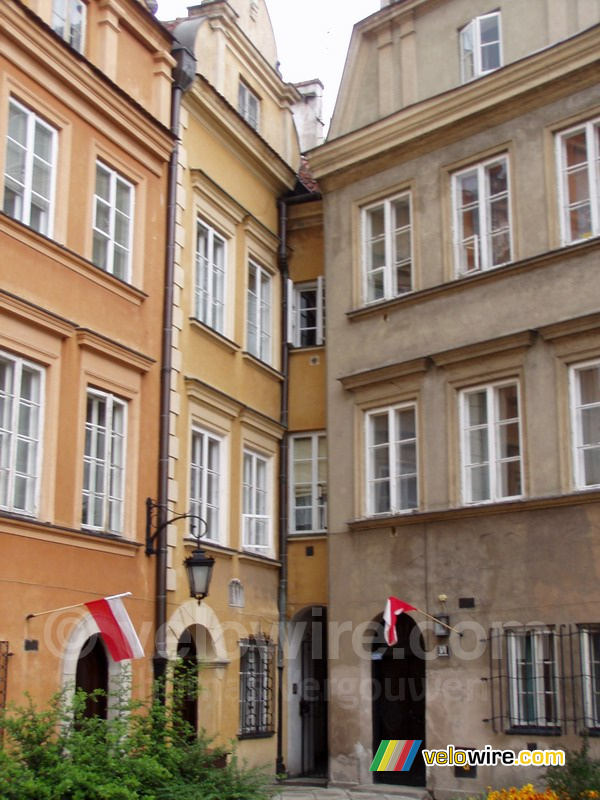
[{"left": 146, "top": 499, "right": 215, "bottom": 602}]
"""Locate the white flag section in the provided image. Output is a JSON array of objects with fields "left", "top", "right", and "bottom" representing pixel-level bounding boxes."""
[{"left": 84, "top": 594, "right": 144, "bottom": 662}]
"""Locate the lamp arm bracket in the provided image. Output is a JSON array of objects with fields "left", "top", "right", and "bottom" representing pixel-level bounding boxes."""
[{"left": 145, "top": 497, "right": 207, "bottom": 556}]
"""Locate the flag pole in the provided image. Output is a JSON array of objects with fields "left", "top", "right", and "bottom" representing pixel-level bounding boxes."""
[
  {"left": 415, "top": 607, "right": 462, "bottom": 636},
  {"left": 26, "top": 592, "right": 132, "bottom": 620}
]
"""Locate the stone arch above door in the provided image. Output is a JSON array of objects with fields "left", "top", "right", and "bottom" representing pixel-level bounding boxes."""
[{"left": 166, "top": 600, "right": 230, "bottom": 667}]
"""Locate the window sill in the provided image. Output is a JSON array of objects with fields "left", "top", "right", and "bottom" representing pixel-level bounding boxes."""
[
  {"left": 188, "top": 318, "right": 239, "bottom": 354},
  {"left": 289, "top": 343, "right": 326, "bottom": 353},
  {"left": 347, "top": 488, "right": 600, "bottom": 530},
  {"left": 1, "top": 213, "right": 147, "bottom": 306},
  {"left": 183, "top": 537, "right": 236, "bottom": 559},
  {"left": 0, "top": 512, "right": 141, "bottom": 551},
  {"left": 347, "top": 238, "right": 600, "bottom": 322},
  {"left": 288, "top": 531, "right": 327, "bottom": 539},
  {"left": 241, "top": 351, "right": 283, "bottom": 382},
  {"left": 505, "top": 726, "right": 562, "bottom": 737},
  {"left": 239, "top": 550, "right": 281, "bottom": 567},
  {"left": 237, "top": 731, "right": 275, "bottom": 741}
]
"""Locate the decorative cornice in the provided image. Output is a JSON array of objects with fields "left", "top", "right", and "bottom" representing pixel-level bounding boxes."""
[
  {"left": 0, "top": 289, "right": 75, "bottom": 339},
  {"left": 186, "top": 77, "right": 297, "bottom": 192},
  {"left": 310, "top": 24, "right": 600, "bottom": 190},
  {"left": 185, "top": 377, "right": 243, "bottom": 420},
  {"left": 339, "top": 357, "right": 430, "bottom": 391},
  {"left": 190, "top": 170, "right": 247, "bottom": 227},
  {"left": 539, "top": 313, "right": 600, "bottom": 342},
  {"left": 184, "top": 376, "right": 282, "bottom": 433},
  {"left": 76, "top": 329, "right": 155, "bottom": 372},
  {"left": 432, "top": 331, "right": 536, "bottom": 369},
  {"left": 239, "top": 405, "right": 284, "bottom": 439},
  {"left": 4, "top": 2, "right": 173, "bottom": 168}
]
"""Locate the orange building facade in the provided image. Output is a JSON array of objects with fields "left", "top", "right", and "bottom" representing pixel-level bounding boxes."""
[{"left": 0, "top": 0, "right": 173, "bottom": 708}]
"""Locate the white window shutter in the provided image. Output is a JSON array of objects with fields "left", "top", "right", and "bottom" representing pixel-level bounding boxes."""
[
  {"left": 286, "top": 279, "right": 297, "bottom": 345},
  {"left": 317, "top": 275, "right": 325, "bottom": 345}
]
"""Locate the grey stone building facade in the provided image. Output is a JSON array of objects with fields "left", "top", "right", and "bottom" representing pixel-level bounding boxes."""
[{"left": 309, "top": 0, "right": 600, "bottom": 794}]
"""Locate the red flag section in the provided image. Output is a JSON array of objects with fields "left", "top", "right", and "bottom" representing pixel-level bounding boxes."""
[
  {"left": 383, "top": 596, "right": 416, "bottom": 646},
  {"left": 84, "top": 596, "right": 144, "bottom": 662}
]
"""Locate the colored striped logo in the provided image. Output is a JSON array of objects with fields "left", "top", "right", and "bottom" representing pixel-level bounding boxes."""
[{"left": 370, "top": 740, "right": 422, "bottom": 772}]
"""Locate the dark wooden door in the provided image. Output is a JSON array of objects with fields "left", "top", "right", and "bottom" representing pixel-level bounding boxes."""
[
  {"left": 372, "top": 615, "right": 425, "bottom": 786},
  {"left": 76, "top": 635, "right": 108, "bottom": 719},
  {"left": 300, "top": 607, "right": 328, "bottom": 778}
]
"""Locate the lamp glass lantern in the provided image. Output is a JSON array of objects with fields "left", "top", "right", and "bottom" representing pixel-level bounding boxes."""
[{"left": 184, "top": 542, "right": 215, "bottom": 603}]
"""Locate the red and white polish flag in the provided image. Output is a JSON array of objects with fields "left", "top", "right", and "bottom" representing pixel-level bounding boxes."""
[
  {"left": 84, "top": 595, "right": 144, "bottom": 662},
  {"left": 383, "top": 596, "right": 417, "bottom": 646}
]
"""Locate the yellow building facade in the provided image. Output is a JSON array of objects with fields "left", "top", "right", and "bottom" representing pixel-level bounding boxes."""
[
  {"left": 164, "top": 0, "right": 324, "bottom": 772},
  {"left": 0, "top": 0, "right": 173, "bottom": 708}
]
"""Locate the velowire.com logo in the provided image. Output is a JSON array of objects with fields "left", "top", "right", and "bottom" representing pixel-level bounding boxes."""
[{"left": 370, "top": 740, "right": 422, "bottom": 773}]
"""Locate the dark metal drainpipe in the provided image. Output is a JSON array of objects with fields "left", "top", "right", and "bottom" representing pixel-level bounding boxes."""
[
  {"left": 276, "top": 196, "right": 290, "bottom": 776},
  {"left": 155, "top": 46, "right": 196, "bottom": 693},
  {"left": 275, "top": 190, "right": 322, "bottom": 775}
]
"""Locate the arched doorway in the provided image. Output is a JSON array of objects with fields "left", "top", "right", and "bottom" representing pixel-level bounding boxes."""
[
  {"left": 371, "top": 613, "right": 425, "bottom": 786},
  {"left": 75, "top": 634, "right": 108, "bottom": 719},
  {"left": 166, "top": 602, "right": 230, "bottom": 739},
  {"left": 175, "top": 628, "right": 198, "bottom": 735},
  {"left": 287, "top": 606, "right": 328, "bottom": 778}
]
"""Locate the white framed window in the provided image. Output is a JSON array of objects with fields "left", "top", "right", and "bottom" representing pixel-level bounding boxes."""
[
  {"left": 362, "top": 192, "right": 412, "bottom": 304},
  {"left": 52, "top": 0, "right": 86, "bottom": 52},
  {"left": 557, "top": 119, "right": 600, "bottom": 245},
  {"left": 3, "top": 98, "right": 57, "bottom": 236},
  {"left": 194, "top": 219, "right": 226, "bottom": 334},
  {"left": 289, "top": 433, "right": 327, "bottom": 533},
  {"left": 190, "top": 427, "right": 222, "bottom": 542},
  {"left": 570, "top": 361, "right": 600, "bottom": 490},
  {"left": 238, "top": 81, "right": 260, "bottom": 130},
  {"left": 242, "top": 450, "right": 270, "bottom": 553},
  {"left": 460, "top": 381, "right": 522, "bottom": 504},
  {"left": 246, "top": 261, "right": 272, "bottom": 363},
  {"left": 366, "top": 404, "right": 418, "bottom": 516},
  {"left": 453, "top": 155, "right": 511, "bottom": 275},
  {"left": 287, "top": 279, "right": 325, "bottom": 347},
  {"left": 507, "top": 628, "right": 560, "bottom": 730},
  {"left": 460, "top": 12, "right": 502, "bottom": 83},
  {"left": 92, "top": 161, "right": 134, "bottom": 282},
  {"left": 82, "top": 389, "right": 126, "bottom": 534},
  {"left": 581, "top": 626, "right": 600, "bottom": 730},
  {"left": 0, "top": 351, "right": 43, "bottom": 516}
]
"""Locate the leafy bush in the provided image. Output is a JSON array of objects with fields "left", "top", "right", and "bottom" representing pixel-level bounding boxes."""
[
  {"left": 0, "top": 676, "right": 271, "bottom": 800},
  {"left": 545, "top": 737, "right": 600, "bottom": 799}
]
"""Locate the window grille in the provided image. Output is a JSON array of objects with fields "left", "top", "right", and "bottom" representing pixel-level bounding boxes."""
[
  {"left": 487, "top": 624, "right": 600, "bottom": 735},
  {"left": 239, "top": 636, "right": 274, "bottom": 737}
]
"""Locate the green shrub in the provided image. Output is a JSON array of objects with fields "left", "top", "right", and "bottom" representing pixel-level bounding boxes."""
[
  {"left": 0, "top": 675, "right": 271, "bottom": 800},
  {"left": 545, "top": 737, "right": 600, "bottom": 799}
]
